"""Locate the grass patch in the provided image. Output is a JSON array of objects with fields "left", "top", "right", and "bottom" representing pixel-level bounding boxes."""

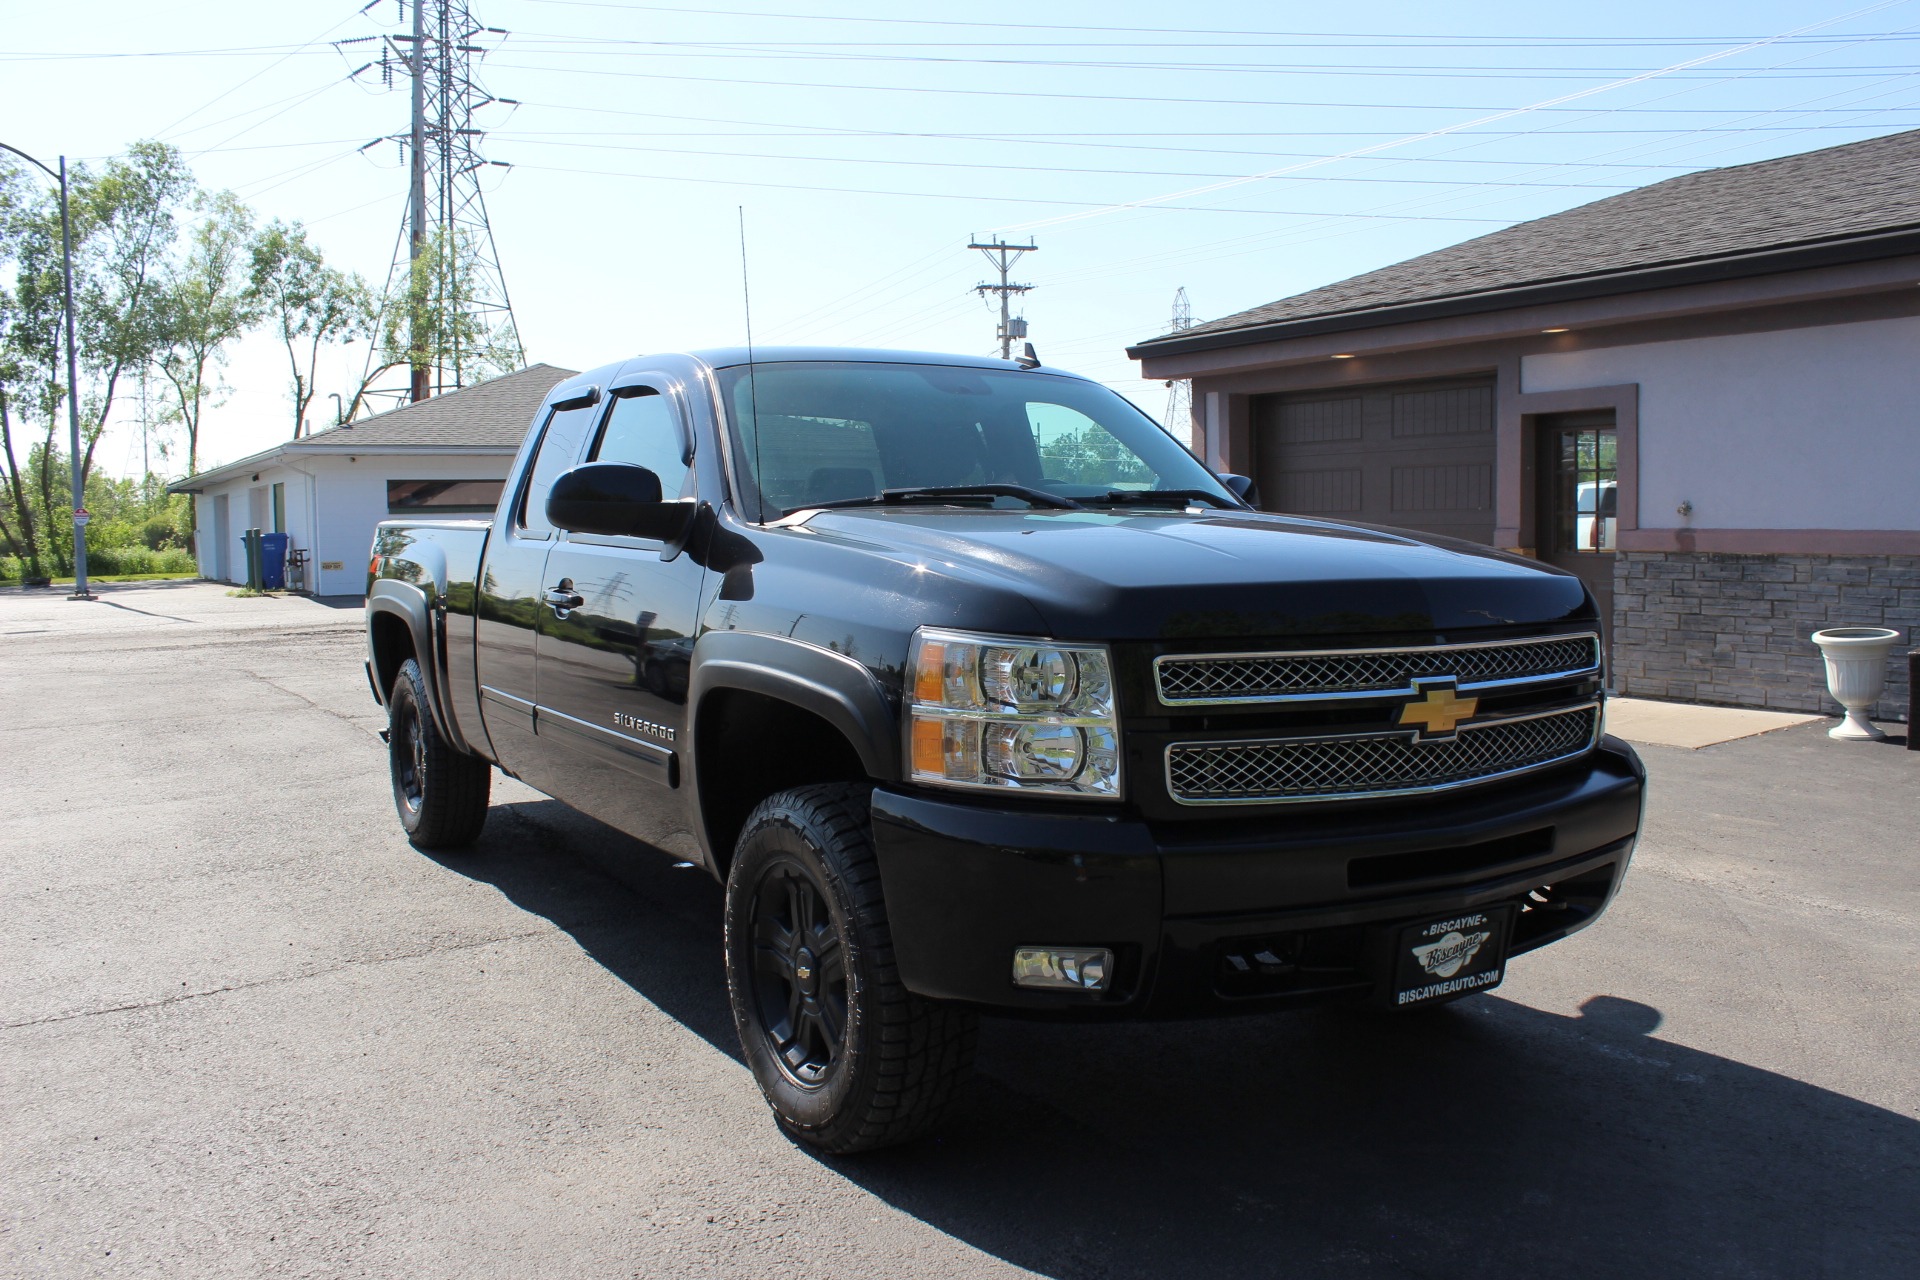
[
  {"left": 3, "top": 572, "right": 202, "bottom": 587},
  {"left": 224, "top": 587, "right": 281, "bottom": 598}
]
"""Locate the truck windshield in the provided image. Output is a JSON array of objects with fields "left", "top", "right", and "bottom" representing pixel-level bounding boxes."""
[{"left": 716, "top": 361, "right": 1235, "bottom": 518}]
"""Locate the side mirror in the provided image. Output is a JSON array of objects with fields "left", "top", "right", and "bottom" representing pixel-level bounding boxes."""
[
  {"left": 1219, "top": 472, "right": 1259, "bottom": 506},
  {"left": 546, "top": 463, "right": 691, "bottom": 541}
]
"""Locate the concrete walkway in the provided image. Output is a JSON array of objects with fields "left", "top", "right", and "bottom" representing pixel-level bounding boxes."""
[{"left": 1604, "top": 696, "right": 1828, "bottom": 750}]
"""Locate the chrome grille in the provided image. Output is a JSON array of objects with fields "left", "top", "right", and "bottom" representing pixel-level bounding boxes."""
[
  {"left": 1155, "top": 634, "right": 1599, "bottom": 705},
  {"left": 1166, "top": 705, "right": 1599, "bottom": 805}
]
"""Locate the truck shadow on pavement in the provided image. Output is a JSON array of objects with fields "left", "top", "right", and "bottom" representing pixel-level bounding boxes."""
[{"left": 440, "top": 797, "right": 1917, "bottom": 1280}]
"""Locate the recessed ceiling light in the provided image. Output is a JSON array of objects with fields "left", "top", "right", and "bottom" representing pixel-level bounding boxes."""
[
  {"left": 1331, "top": 353, "right": 1355, "bottom": 359},
  {"left": 1541, "top": 327, "right": 1570, "bottom": 334}
]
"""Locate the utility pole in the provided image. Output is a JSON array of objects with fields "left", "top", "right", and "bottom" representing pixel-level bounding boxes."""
[
  {"left": 1164, "top": 287, "right": 1194, "bottom": 442},
  {"left": 408, "top": 0, "right": 428, "bottom": 403},
  {"left": 350, "top": 0, "right": 523, "bottom": 413},
  {"left": 970, "top": 235, "right": 1036, "bottom": 360}
]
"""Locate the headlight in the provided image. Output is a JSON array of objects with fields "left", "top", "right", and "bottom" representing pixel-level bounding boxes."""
[{"left": 905, "top": 628, "right": 1122, "bottom": 798}]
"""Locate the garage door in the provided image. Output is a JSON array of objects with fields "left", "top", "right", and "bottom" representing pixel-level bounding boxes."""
[{"left": 1251, "top": 379, "right": 1496, "bottom": 544}]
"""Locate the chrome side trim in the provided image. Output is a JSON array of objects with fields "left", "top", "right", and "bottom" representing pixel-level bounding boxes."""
[
  {"left": 1153, "top": 632, "right": 1601, "bottom": 707},
  {"left": 534, "top": 705, "right": 675, "bottom": 763},
  {"left": 1163, "top": 701, "right": 1602, "bottom": 807}
]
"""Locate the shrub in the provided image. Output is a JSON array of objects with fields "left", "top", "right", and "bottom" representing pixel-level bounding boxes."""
[{"left": 81, "top": 545, "right": 198, "bottom": 576}]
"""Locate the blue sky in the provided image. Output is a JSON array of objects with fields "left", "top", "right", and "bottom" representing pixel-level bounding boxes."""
[{"left": 7, "top": 0, "right": 1920, "bottom": 475}]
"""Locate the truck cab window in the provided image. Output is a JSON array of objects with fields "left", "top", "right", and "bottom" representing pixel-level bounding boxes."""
[
  {"left": 517, "top": 403, "right": 599, "bottom": 536},
  {"left": 591, "top": 388, "right": 692, "bottom": 500}
]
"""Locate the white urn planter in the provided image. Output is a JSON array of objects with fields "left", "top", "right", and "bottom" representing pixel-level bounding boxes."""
[{"left": 1809, "top": 627, "right": 1904, "bottom": 741}]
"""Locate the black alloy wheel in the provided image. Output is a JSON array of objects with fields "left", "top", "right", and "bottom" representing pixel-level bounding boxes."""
[
  {"left": 387, "top": 657, "right": 491, "bottom": 849},
  {"left": 394, "top": 692, "right": 428, "bottom": 817},
  {"left": 724, "top": 784, "right": 977, "bottom": 1154},
  {"left": 748, "top": 859, "right": 848, "bottom": 1088}
]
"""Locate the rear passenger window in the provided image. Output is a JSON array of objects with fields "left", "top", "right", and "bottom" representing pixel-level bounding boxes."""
[
  {"left": 591, "top": 388, "right": 691, "bottom": 501},
  {"left": 517, "top": 402, "right": 599, "bottom": 537}
]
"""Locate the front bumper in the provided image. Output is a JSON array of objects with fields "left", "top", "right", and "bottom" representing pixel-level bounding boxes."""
[{"left": 871, "top": 736, "right": 1644, "bottom": 1016}]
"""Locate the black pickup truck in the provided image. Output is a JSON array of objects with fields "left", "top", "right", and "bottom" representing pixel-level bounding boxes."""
[{"left": 366, "top": 347, "right": 1643, "bottom": 1153}]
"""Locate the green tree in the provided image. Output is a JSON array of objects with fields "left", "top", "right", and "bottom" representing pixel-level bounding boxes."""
[
  {"left": 357, "top": 224, "right": 522, "bottom": 418},
  {"left": 0, "top": 158, "right": 64, "bottom": 577},
  {"left": 0, "top": 142, "right": 199, "bottom": 576},
  {"left": 71, "top": 140, "right": 195, "bottom": 496},
  {"left": 248, "top": 219, "right": 373, "bottom": 438},
  {"left": 155, "top": 189, "right": 258, "bottom": 479}
]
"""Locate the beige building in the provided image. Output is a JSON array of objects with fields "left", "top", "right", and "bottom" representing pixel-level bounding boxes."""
[{"left": 1130, "top": 130, "right": 1920, "bottom": 720}]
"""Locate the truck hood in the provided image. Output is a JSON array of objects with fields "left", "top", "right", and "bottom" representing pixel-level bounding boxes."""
[{"left": 801, "top": 507, "right": 1592, "bottom": 641}]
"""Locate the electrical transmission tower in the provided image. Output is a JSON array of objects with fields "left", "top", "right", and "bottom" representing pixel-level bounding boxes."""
[
  {"left": 969, "top": 236, "right": 1037, "bottom": 360},
  {"left": 1163, "top": 287, "right": 1194, "bottom": 441},
  {"left": 352, "top": 0, "right": 524, "bottom": 409}
]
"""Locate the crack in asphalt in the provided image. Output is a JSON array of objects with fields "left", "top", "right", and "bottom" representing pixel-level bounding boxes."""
[
  {"left": 1, "top": 924, "right": 582, "bottom": 1031},
  {"left": 235, "top": 666, "right": 387, "bottom": 738},
  {"left": 1635, "top": 849, "right": 1919, "bottom": 931},
  {"left": 1, "top": 624, "right": 361, "bottom": 658}
]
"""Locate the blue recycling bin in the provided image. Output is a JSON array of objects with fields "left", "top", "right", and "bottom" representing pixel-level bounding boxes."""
[{"left": 260, "top": 532, "right": 289, "bottom": 590}]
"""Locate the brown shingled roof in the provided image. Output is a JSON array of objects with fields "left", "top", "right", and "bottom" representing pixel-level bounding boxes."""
[{"left": 1136, "top": 128, "right": 1920, "bottom": 350}]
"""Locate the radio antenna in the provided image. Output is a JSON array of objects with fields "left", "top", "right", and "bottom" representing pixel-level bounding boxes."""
[{"left": 738, "top": 205, "right": 766, "bottom": 522}]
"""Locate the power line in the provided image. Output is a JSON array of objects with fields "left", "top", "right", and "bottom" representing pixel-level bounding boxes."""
[
  {"left": 486, "top": 135, "right": 1635, "bottom": 188},
  {"left": 997, "top": 0, "right": 1916, "bottom": 232},
  {"left": 507, "top": 1, "right": 1920, "bottom": 47},
  {"left": 153, "top": 8, "right": 370, "bottom": 138},
  {"left": 504, "top": 97, "right": 1920, "bottom": 140},
  {"left": 486, "top": 56, "right": 1920, "bottom": 114},
  {"left": 509, "top": 162, "right": 1521, "bottom": 220}
]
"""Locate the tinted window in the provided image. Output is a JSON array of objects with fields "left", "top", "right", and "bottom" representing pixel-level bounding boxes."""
[
  {"left": 590, "top": 389, "right": 691, "bottom": 500},
  {"left": 518, "top": 403, "right": 599, "bottom": 535},
  {"left": 717, "top": 362, "right": 1226, "bottom": 516},
  {"left": 388, "top": 479, "right": 504, "bottom": 514}
]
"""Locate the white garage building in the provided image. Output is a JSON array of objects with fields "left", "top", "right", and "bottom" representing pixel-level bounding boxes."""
[{"left": 173, "top": 364, "right": 574, "bottom": 597}]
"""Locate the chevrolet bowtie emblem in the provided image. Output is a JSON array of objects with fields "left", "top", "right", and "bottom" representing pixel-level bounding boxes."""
[{"left": 1398, "top": 679, "right": 1479, "bottom": 739}]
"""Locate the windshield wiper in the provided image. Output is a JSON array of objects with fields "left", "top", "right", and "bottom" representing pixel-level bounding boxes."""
[
  {"left": 789, "top": 484, "right": 1087, "bottom": 515},
  {"left": 1089, "top": 488, "right": 1242, "bottom": 510}
]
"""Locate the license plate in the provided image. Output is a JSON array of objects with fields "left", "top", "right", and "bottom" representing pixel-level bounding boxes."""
[{"left": 1390, "top": 906, "right": 1514, "bottom": 1007}]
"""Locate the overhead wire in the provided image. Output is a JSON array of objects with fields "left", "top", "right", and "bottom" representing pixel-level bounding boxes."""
[
  {"left": 485, "top": 56, "right": 1920, "bottom": 115},
  {"left": 506, "top": 0, "right": 1920, "bottom": 47},
  {"left": 489, "top": 135, "right": 1636, "bottom": 189},
  {"left": 995, "top": 0, "right": 1917, "bottom": 233},
  {"left": 154, "top": 7, "right": 368, "bottom": 139}
]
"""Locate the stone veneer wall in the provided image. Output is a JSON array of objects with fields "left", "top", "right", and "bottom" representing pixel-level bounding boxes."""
[{"left": 1611, "top": 552, "right": 1917, "bottom": 722}]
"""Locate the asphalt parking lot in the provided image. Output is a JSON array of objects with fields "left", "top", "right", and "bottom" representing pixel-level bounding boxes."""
[{"left": 3, "top": 582, "right": 1915, "bottom": 1279}]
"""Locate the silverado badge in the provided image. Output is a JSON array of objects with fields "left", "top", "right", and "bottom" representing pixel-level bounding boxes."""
[{"left": 1397, "top": 677, "right": 1479, "bottom": 740}]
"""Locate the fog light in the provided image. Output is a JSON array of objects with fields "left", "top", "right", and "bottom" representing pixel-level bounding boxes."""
[{"left": 1012, "top": 947, "right": 1112, "bottom": 991}]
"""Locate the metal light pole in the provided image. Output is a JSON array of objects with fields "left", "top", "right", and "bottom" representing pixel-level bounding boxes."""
[{"left": 0, "top": 141, "right": 91, "bottom": 600}]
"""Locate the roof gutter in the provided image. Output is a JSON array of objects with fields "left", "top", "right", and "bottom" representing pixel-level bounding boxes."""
[
  {"left": 1127, "top": 224, "right": 1920, "bottom": 360},
  {"left": 168, "top": 444, "right": 521, "bottom": 493}
]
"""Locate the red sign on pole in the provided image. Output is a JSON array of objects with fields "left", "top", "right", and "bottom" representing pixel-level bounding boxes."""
[{"left": 73, "top": 508, "right": 90, "bottom": 527}]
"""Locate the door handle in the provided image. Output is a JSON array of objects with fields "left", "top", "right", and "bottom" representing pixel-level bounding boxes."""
[{"left": 544, "top": 583, "right": 584, "bottom": 611}]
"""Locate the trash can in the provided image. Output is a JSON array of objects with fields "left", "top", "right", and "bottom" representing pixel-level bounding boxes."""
[{"left": 260, "top": 532, "right": 289, "bottom": 591}]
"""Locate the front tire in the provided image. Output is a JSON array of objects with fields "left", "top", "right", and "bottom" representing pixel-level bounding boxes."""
[
  {"left": 388, "top": 657, "right": 491, "bottom": 849},
  {"left": 724, "top": 783, "right": 977, "bottom": 1154}
]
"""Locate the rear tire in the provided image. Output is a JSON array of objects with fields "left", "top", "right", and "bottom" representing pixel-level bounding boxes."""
[
  {"left": 724, "top": 783, "right": 976, "bottom": 1154},
  {"left": 388, "top": 657, "right": 491, "bottom": 849}
]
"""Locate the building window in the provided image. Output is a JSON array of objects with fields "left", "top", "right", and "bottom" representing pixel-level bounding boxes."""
[
  {"left": 271, "top": 482, "right": 286, "bottom": 533},
  {"left": 386, "top": 479, "right": 505, "bottom": 515}
]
